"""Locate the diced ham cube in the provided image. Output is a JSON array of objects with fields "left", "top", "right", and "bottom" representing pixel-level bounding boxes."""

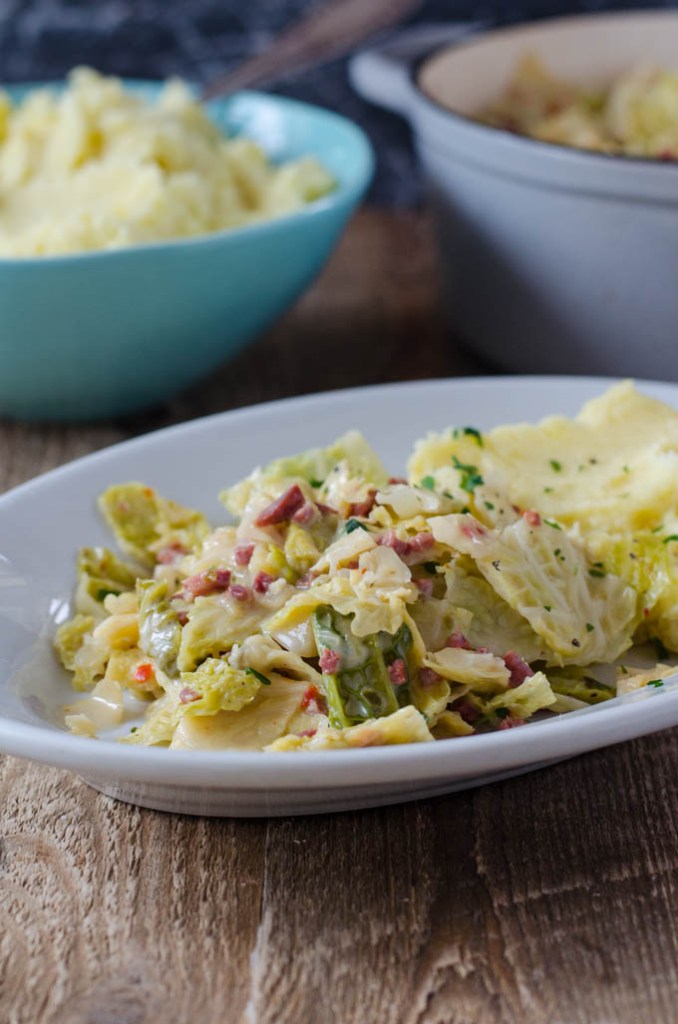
[
  {"left": 414, "top": 578, "right": 433, "bottom": 598},
  {"left": 253, "top": 572, "right": 276, "bottom": 594},
  {"left": 179, "top": 687, "right": 200, "bottom": 704},
  {"left": 419, "top": 667, "right": 442, "bottom": 687},
  {"left": 292, "top": 502, "right": 316, "bottom": 525},
  {"left": 254, "top": 485, "right": 306, "bottom": 527},
  {"left": 503, "top": 651, "right": 534, "bottom": 688},
  {"left": 183, "top": 569, "right": 230, "bottom": 599},
  {"left": 523, "top": 510, "right": 541, "bottom": 527},
  {"left": 349, "top": 490, "right": 377, "bottom": 518},
  {"left": 156, "top": 543, "right": 187, "bottom": 565},
  {"left": 229, "top": 584, "right": 251, "bottom": 602},
  {"left": 388, "top": 658, "right": 408, "bottom": 685},
  {"left": 234, "top": 543, "right": 255, "bottom": 566},
  {"left": 498, "top": 716, "right": 526, "bottom": 729},
  {"left": 319, "top": 649, "right": 341, "bottom": 674},
  {"left": 445, "top": 632, "right": 472, "bottom": 650}
]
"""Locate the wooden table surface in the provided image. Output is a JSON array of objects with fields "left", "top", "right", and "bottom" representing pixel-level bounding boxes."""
[{"left": 2, "top": 210, "right": 678, "bottom": 1024}]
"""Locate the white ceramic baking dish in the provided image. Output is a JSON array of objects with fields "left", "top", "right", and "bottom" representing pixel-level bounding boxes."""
[{"left": 350, "top": 13, "right": 678, "bottom": 378}]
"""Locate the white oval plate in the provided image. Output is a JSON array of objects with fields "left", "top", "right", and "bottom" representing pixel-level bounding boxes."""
[{"left": 2, "top": 376, "right": 678, "bottom": 817}]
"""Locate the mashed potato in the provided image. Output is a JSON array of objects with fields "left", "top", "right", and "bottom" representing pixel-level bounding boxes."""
[
  {"left": 481, "top": 55, "right": 678, "bottom": 159},
  {"left": 0, "top": 67, "right": 335, "bottom": 257}
]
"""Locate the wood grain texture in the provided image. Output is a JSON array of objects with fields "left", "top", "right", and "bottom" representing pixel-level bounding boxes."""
[{"left": 2, "top": 210, "right": 677, "bottom": 1024}]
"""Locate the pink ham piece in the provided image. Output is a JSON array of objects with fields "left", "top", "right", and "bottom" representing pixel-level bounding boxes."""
[
  {"left": 255, "top": 485, "right": 305, "bottom": 527},
  {"left": 234, "top": 543, "right": 255, "bottom": 566},
  {"left": 503, "top": 651, "right": 534, "bottom": 688},
  {"left": 155, "top": 543, "right": 187, "bottom": 565},
  {"left": 319, "top": 649, "right": 341, "bottom": 674},
  {"left": 348, "top": 490, "right": 377, "bottom": 518},
  {"left": 253, "top": 572, "right": 276, "bottom": 594},
  {"left": 183, "top": 569, "right": 230, "bottom": 599},
  {"left": 445, "top": 632, "right": 473, "bottom": 650},
  {"left": 388, "top": 659, "right": 408, "bottom": 685}
]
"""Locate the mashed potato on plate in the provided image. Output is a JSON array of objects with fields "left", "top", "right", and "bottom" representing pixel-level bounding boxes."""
[{"left": 0, "top": 67, "right": 335, "bottom": 257}]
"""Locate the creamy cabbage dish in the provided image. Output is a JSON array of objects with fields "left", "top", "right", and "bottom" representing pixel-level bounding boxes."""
[
  {"left": 56, "top": 382, "right": 678, "bottom": 752},
  {"left": 481, "top": 55, "right": 678, "bottom": 158},
  {"left": 0, "top": 67, "right": 334, "bottom": 257}
]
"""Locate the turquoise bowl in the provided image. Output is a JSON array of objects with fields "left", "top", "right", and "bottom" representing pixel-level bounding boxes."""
[{"left": 0, "top": 84, "right": 374, "bottom": 421}]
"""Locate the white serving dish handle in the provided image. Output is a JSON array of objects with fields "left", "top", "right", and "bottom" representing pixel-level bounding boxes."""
[{"left": 348, "top": 23, "right": 479, "bottom": 117}]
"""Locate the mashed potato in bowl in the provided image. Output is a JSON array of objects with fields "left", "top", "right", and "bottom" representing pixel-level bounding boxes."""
[
  {"left": 0, "top": 67, "right": 335, "bottom": 257},
  {"left": 481, "top": 55, "right": 678, "bottom": 159}
]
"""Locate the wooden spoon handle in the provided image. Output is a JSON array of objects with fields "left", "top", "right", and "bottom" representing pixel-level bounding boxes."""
[{"left": 201, "top": 0, "right": 422, "bottom": 101}]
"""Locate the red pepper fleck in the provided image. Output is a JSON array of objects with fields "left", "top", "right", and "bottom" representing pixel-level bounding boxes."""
[
  {"left": 229, "top": 584, "right": 251, "bottom": 602},
  {"left": 133, "top": 663, "right": 154, "bottom": 683},
  {"left": 297, "top": 729, "right": 318, "bottom": 739},
  {"left": 388, "top": 658, "right": 408, "bottom": 685},
  {"left": 179, "top": 687, "right": 200, "bottom": 704},
  {"left": 253, "top": 572, "right": 276, "bottom": 594},
  {"left": 156, "top": 543, "right": 187, "bottom": 565},
  {"left": 388, "top": 476, "right": 408, "bottom": 485},
  {"left": 503, "top": 650, "right": 534, "bottom": 688},
  {"left": 316, "top": 502, "right": 338, "bottom": 516},
  {"left": 177, "top": 610, "right": 189, "bottom": 626},
  {"left": 349, "top": 489, "right": 377, "bottom": 518},
  {"left": 523, "top": 510, "right": 541, "bottom": 527},
  {"left": 345, "top": 559, "right": 360, "bottom": 570},
  {"left": 319, "top": 649, "right": 341, "bottom": 674},
  {"left": 234, "top": 543, "right": 255, "bottom": 566},
  {"left": 445, "top": 632, "right": 472, "bottom": 650},
  {"left": 643, "top": 607, "right": 650, "bottom": 619},
  {"left": 254, "top": 484, "right": 306, "bottom": 527}
]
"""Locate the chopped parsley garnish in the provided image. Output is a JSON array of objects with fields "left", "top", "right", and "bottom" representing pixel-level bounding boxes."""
[
  {"left": 549, "top": 459, "right": 563, "bottom": 472},
  {"left": 663, "top": 535, "right": 678, "bottom": 545},
  {"left": 588, "top": 568, "right": 606, "bottom": 578},
  {"left": 586, "top": 623, "right": 595, "bottom": 633},
  {"left": 246, "top": 667, "right": 271, "bottom": 686},
  {"left": 309, "top": 478, "right": 324, "bottom": 488},
  {"left": 543, "top": 519, "right": 562, "bottom": 531},
  {"left": 451, "top": 455, "right": 484, "bottom": 493},
  {"left": 651, "top": 525, "right": 664, "bottom": 534},
  {"left": 647, "top": 679, "right": 664, "bottom": 688},
  {"left": 95, "top": 587, "right": 120, "bottom": 602},
  {"left": 622, "top": 465, "right": 630, "bottom": 474},
  {"left": 130, "top": 727, "right": 138, "bottom": 734},
  {"left": 544, "top": 487, "right": 554, "bottom": 494},
  {"left": 419, "top": 475, "right": 436, "bottom": 491},
  {"left": 344, "top": 518, "right": 368, "bottom": 534},
  {"left": 422, "top": 561, "right": 438, "bottom": 575},
  {"left": 494, "top": 707, "right": 510, "bottom": 719},
  {"left": 544, "top": 605, "right": 552, "bottom": 612},
  {"left": 452, "top": 426, "right": 483, "bottom": 446},
  {"left": 484, "top": 501, "right": 495, "bottom": 510}
]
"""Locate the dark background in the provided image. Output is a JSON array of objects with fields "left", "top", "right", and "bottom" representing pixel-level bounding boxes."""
[{"left": 1, "top": 0, "right": 676, "bottom": 203}]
